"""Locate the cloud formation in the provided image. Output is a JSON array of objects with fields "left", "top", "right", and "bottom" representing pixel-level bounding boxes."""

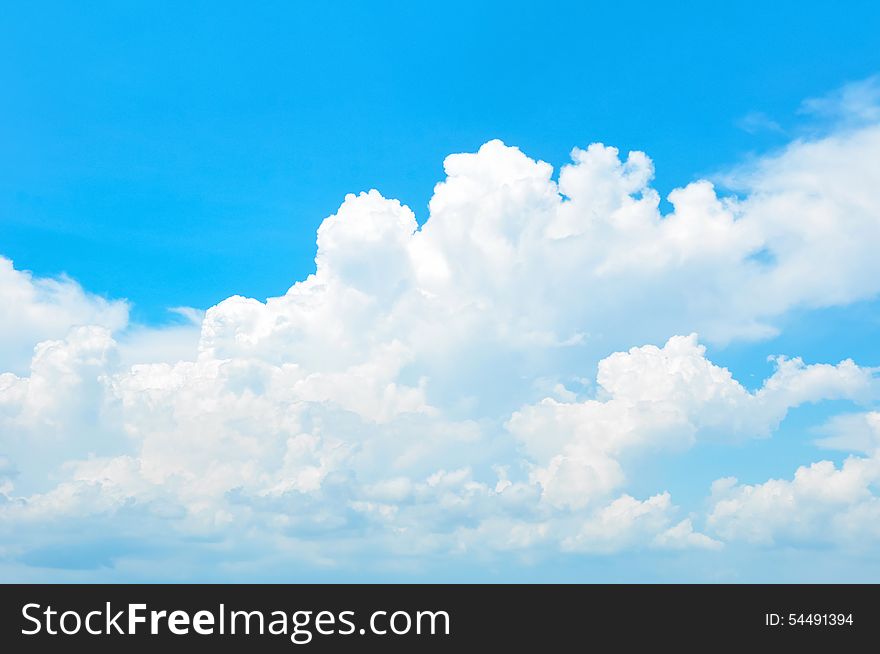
[
  {"left": 509, "top": 335, "right": 875, "bottom": 511},
  {"left": 0, "top": 258, "right": 128, "bottom": 375},
  {"left": 2, "top": 82, "right": 880, "bottom": 578},
  {"left": 708, "top": 411, "right": 880, "bottom": 547}
]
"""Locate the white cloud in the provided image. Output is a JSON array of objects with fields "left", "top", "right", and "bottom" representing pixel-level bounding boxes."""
[
  {"left": 799, "top": 76, "right": 880, "bottom": 127},
  {"left": 706, "top": 411, "right": 880, "bottom": 548},
  {"left": 3, "top": 82, "right": 880, "bottom": 575},
  {"left": 1, "top": 327, "right": 873, "bottom": 568},
  {"left": 507, "top": 334, "right": 875, "bottom": 510},
  {"left": 0, "top": 257, "right": 128, "bottom": 375},
  {"left": 707, "top": 457, "right": 880, "bottom": 547},
  {"left": 814, "top": 411, "right": 880, "bottom": 455},
  {"left": 562, "top": 493, "right": 722, "bottom": 553}
]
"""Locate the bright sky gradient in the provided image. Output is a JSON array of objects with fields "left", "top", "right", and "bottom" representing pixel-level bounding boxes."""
[{"left": 2, "top": 2, "right": 880, "bottom": 581}]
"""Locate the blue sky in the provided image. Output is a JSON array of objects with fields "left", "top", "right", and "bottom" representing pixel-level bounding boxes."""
[
  {"left": 3, "top": 1, "right": 879, "bottom": 323},
  {"left": 2, "top": 2, "right": 880, "bottom": 582}
]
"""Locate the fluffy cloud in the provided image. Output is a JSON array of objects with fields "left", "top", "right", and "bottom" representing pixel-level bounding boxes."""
[
  {"left": 0, "top": 326, "right": 126, "bottom": 488},
  {"left": 707, "top": 411, "right": 880, "bottom": 547},
  {"left": 562, "top": 493, "right": 722, "bottom": 553},
  {"left": 192, "top": 118, "right": 880, "bottom": 413},
  {"left": 1, "top": 326, "right": 874, "bottom": 573},
  {"left": 3, "top": 84, "right": 880, "bottom": 577},
  {"left": 0, "top": 257, "right": 128, "bottom": 375},
  {"left": 508, "top": 335, "right": 875, "bottom": 510}
]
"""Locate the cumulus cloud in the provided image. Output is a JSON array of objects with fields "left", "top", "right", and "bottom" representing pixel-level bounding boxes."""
[
  {"left": 707, "top": 457, "right": 880, "bottom": 547},
  {"left": 707, "top": 411, "right": 880, "bottom": 548},
  {"left": 3, "top": 81, "right": 880, "bottom": 577},
  {"left": 0, "top": 258, "right": 128, "bottom": 375},
  {"left": 508, "top": 334, "right": 876, "bottom": 510},
  {"left": 562, "top": 493, "right": 722, "bottom": 553},
  {"left": 1, "top": 325, "right": 874, "bottom": 573}
]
